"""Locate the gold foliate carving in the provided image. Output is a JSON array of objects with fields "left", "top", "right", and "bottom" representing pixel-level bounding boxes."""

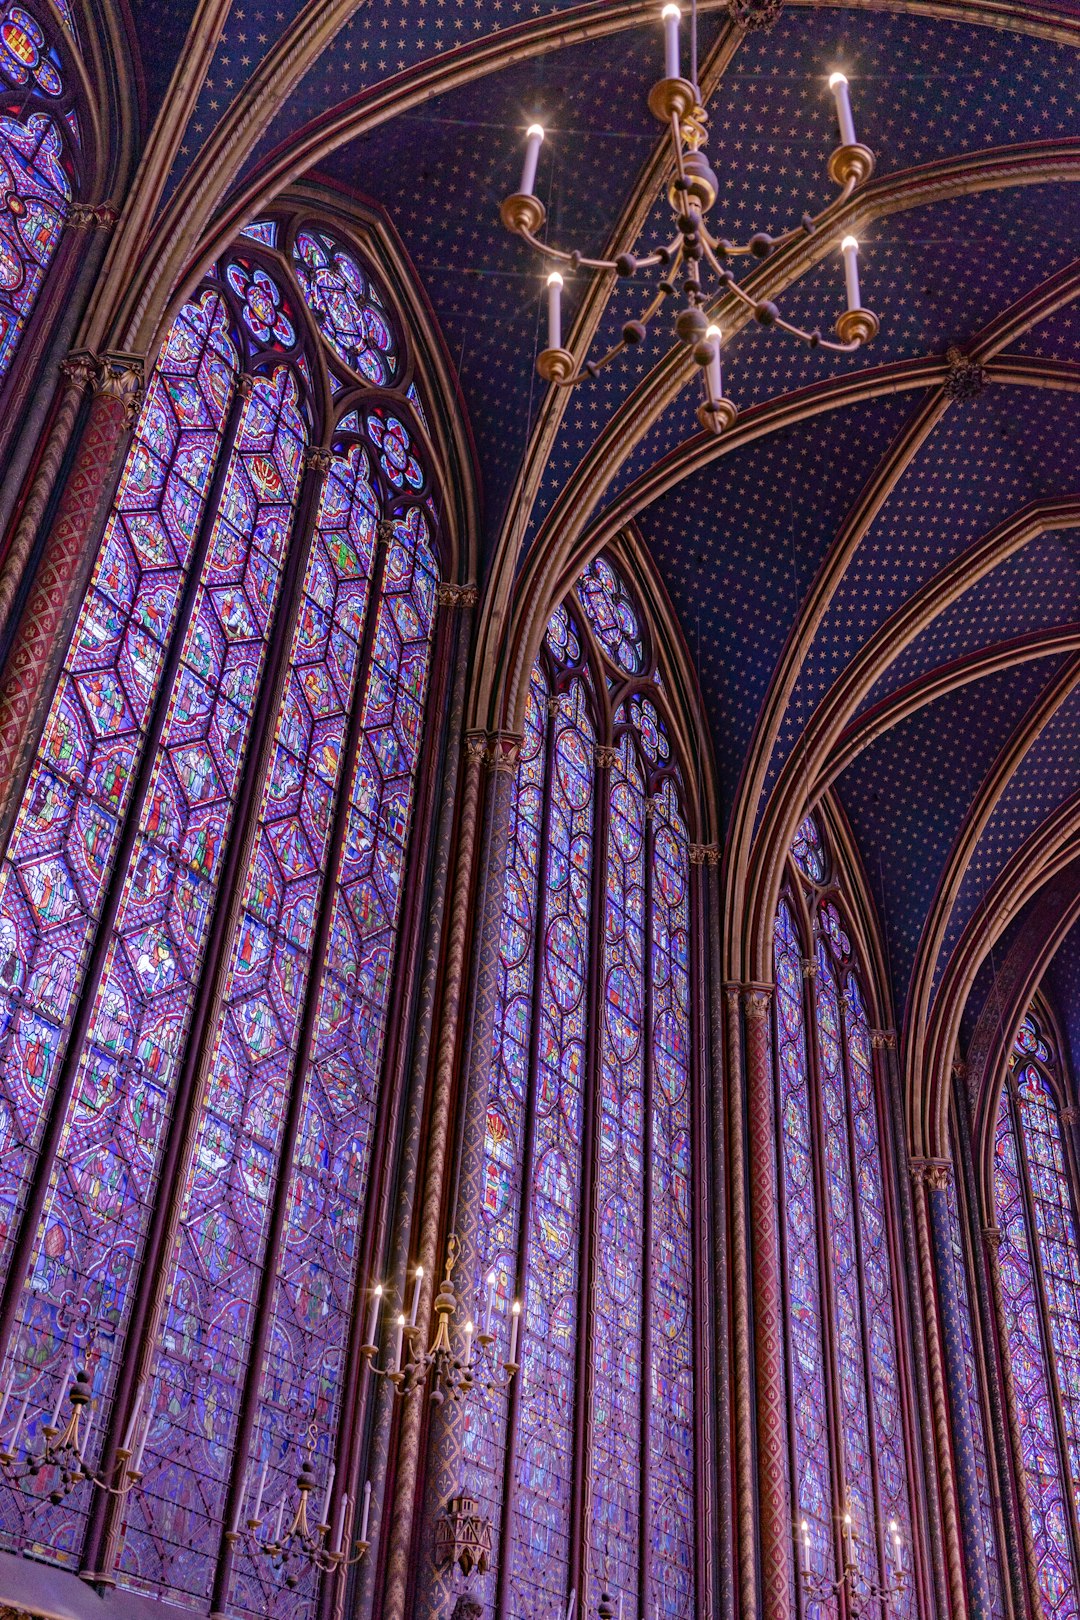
[
  {"left": 982, "top": 1225, "right": 1002, "bottom": 1251},
  {"left": 910, "top": 1157, "right": 952, "bottom": 1191},
  {"left": 58, "top": 349, "right": 97, "bottom": 390},
  {"left": 870, "top": 1028, "right": 897, "bottom": 1051},
  {"left": 487, "top": 734, "right": 521, "bottom": 774},
  {"left": 594, "top": 745, "right": 619, "bottom": 770},
  {"left": 304, "top": 446, "right": 334, "bottom": 474},
  {"left": 743, "top": 987, "right": 773, "bottom": 1022},
  {"left": 66, "top": 201, "right": 118, "bottom": 231},
  {"left": 435, "top": 582, "right": 479, "bottom": 610},
  {"left": 689, "top": 843, "right": 720, "bottom": 866},
  {"left": 464, "top": 732, "right": 489, "bottom": 765},
  {"left": 375, "top": 517, "right": 395, "bottom": 548},
  {"left": 93, "top": 351, "right": 144, "bottom": 425}
]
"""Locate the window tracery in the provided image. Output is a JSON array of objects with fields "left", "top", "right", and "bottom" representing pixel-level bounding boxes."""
[
  {"left": 0, "top": 209, "right": 443, "bottom": 1619},
  {"left": 466, "top": 554, "right": 697, "bottom": 1619},
  {"left": 774, "top": 811, "right": 916, "bottom": 1615},
  {"left": 0, "top": 0, "right": 82, "bottom": 388},
  {"left": 994, "top": 1002, "right": 1080, "bottom": 1620}
]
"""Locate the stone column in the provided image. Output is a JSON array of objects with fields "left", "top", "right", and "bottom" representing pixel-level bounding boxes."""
[
  {"left": 0, "top": 350, "right": 143, "bottom": 843},
  {"left": 743, "top": 984, "right": 790, "bottom": 1620},
  {"left": 911, "top": 1158, "right": 969, "bottom": 1620}
]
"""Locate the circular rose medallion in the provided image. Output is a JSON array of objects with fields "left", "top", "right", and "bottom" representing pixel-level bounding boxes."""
[
  {"left": 605, "top": 964, "right": 641, "bottom": 1060},
  {"left": 545, "top": 914, "right": 584, "bottom": 1011},
  {"left": 555, "top": 724, "right": 591, "bottom": 809}
]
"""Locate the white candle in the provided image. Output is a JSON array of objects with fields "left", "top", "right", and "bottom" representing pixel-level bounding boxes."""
[
  {"left": 366, "top": 1283, "right": 383, "bottom": 1346},
  {"left": 618, "top": 1594, "right": 624, "bottom": 1620},
  {"left": 519, "top": 124, "right": 545, "bottom": 196},
  {"left": 546, "top": 273, "right": 563, "bottom": 351},
  {"left": 252, "top": 1456, "right": 268, "bottom": 1522},
  {"left": 131, "top": 1406, "right": 151, "bottom": 1474},
  {"left": 662, "top": 3, "right": 681, "bottom": 78},
  {"left": 801, "top": 1519, "right": 810, "bottom": 1575},
  {"left": 892, "top": 1521, "right": 903, "bottom": 1574},
  {"left": 841, "top": 236, "right": 861, "bottom": 311},
  {"left": 9, "top": 1389, "right": 29, "bottom": 1452},
  {"left": 273, "top": 1495, "right": 286, "bottom": 1545},
  {"left": 321, "top": 1461, "right": 335, "bottom": 1527},
  {"left": 566, "top": 1590, "right": 577, "bottom": 1620},
  {"left": 121, "top": 1383, "right": 144, "bottom": 1455},
  {"left": 484, "top": 1269, "right": 496, "bottom": 1337},
  {"left": 509, "top": 1300, "right": 522, "bottom": 1366},
  {"left": 409, "top": 1266, "right": 423, "bottom": 1328},
  {"left": 48, "top": 1363, "right": 70, "bottom": 1432},
  {"left": 0, "top": 1370, "right": 13, "bottom": 1432},
  {"left": 464, "top": 1320, "right": 474, "bottom": 1369},
  {"left": 359, "top": 1478, "right": 372, "bottom": 1543},
  {"left": 843, "top": 1512, "right": 854, "bottom": 1567},
  {"left": 332, "top": 1491, "right": 348, "bottom": 1555},
  {"left": 393, "top": 1312, "right": 406, "bottom": 1374},
  {"left": 828, "top": 72, "right": 857, "bottom": 146},
  {"left": 705, "top": 324, "right": 723, "bottom": 400}
]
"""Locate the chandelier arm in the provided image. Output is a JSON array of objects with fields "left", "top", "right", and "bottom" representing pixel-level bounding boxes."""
[
  {"left": 511, "top": 226, "right": 619, "bottom": 273},
  {"left": 770, "top": 312, "right": 860, "bottom": 353}
]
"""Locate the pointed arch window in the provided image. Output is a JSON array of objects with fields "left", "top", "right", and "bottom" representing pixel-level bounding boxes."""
[
  {"left": 466, "top": 556, "right": 699, "bottom": 1620},
  {"left": 0, "top": 210, "right": 446, "bottom": 1619},
  {"left": 0, "top": 0, "right": 84, "bottom": 389},
  {"left": 775, "top": 812, "right": 916, "bottom": 1615},
  {"left": 994, "top": 1003, "right": 1080, "bottom": 1620}
]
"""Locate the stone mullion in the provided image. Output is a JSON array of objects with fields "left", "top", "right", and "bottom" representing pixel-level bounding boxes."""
[
  {"left": 744, "top": 982, "right": 790, "bottom": 1620},
  {"left": 349, "top": 594, "right": 473, "bottom": 1620},
  {"left": 204, "top": 481, "right": 393, "bottom": 1618},
  {"left": 638, "top": 793, "right": 658, "bottom": 1613},
  {"left": 881, "top": 1039, "right": 949, "bottom": 1620},
  {"left": 927, "top": 1163, "right": 995, "bottom": 1620},
  {"left": 693, "top": 843, "right": 724, "bottom": 1620},
  {"left": 379, "top": 729, "right": 489, "bottom": 1620},
  {"left": 488, "top": 704, "right": 557, "bottom": 1620},
  {"left": 982, "top": 1224, "right": 1047, "bottom": 1620},
  {"left": 725, "top": 981, "right": 756, "bottom": 1620},
  {"left": 84, "top": 443, "right": 333, "bottom": 1588},
  {"left": 568, "top": 742, "right": 615, "bottom": 1607},
  {"left": 911, "top": 1159, "right": 969, "bottom": 1620},
  {"left": 770, "top": 968, "right": 806, "bottom": 1620},
  {"left": 0, "top": 365, "right": 245, "bottom": 1377},
  {"left": 0, "top": 351, "right": 144, "bottom": 852},
  {"left": 953, "top": 1084, "right": 1033, "bottom": 1620}
]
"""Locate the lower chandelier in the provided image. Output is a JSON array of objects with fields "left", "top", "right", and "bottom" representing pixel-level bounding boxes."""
[{"left": 500, "top": 3, "right": 880, "bottom": 434}]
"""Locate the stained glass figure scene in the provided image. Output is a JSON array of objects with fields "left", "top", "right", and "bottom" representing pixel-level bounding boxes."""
[
  {"left": 462, "top": 554, "right": 696, "bottom": 1620},
  {"left": 0, "top": 220, "right": 441, "bottom": 1620}
]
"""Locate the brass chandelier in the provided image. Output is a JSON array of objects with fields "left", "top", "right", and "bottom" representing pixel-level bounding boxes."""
[{"left": 500, "top": 2, "right": 880, "bottom": 433}]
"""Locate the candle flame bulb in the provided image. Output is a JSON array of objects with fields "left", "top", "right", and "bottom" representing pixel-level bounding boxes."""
[
  {"left": 546, "top": 271, "right": 564, "bottom": 352},
  {"left": 704, "top": 322, "right": 723, "bottom": 401},
  {"left": 509, "top": 1298, "right": 522, "bottom": 1366},
  {"left": 409, "top": 1266, "right": 423, "bottom": 1327},
  {"left": 828, "top": 70, "right": 857, "bottom": 147},
  {"left": 661, "top": 3, "right": 681, "bottom": 78},
  {"left": 519, "top": 123, "right": 545, "bottom": 196},
  {"left": 366, "top": 1283, "right": 383, "bottom": 1347}
]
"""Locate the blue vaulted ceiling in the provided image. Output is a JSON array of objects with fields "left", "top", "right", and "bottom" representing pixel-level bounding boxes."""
[{"left": 126, "top": 0, "right": 1080, "bottom": 1060}]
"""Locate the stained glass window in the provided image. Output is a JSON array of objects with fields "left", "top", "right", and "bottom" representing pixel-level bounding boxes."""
[
  {"left": 464, "top": 554, "right": 697, "bottom": 1620},
  {"left": 0, "top": 1, "right": 81, "bottom": 390},
  {"left": 774, "top": 811, "right": 916, "bottom": 1614},
  {"left": 0, "top": 215, "right": 445, "bottom": 1620},
  {"left": 995, "top": 1004, "right": 1080, "bottom": 1620}
]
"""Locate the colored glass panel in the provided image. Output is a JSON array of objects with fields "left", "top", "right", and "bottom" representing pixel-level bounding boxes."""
[
  {"left": 120, "top": 441, "right": 379, "bottom": 1600},
  {"left": 230, "top": 500, "right": 437, "bottom": 1618},
  {"left": 0, "top": 363, "right": 304, "bottom": 1568},
  {"left": 292, "top": 229, "right": 397, "bottom": 385},
  {"left": 995, "top": 1089, "right": 1079, "bottom": 1620},
  {"left": 946, "top": 1166, "right": 1006, "bottom": 1620},
  {"left": 774, "top": 899, "right": 833, "bottom": 1581},
  {"left": 0, "top": 110, "right": 70, "bottom": 385},
  {"left": 590, "top": 727, "right": 646, "bottom": 1612},
  {"left": 648, "top": 776, "right": 694, "bottom": 1619},
  {"left": 577, "top": 556, "right": 644, "bottom": 675},
  {"left": 0, "top": 298, "right": 237, "bottom": 1535},
  {"left": 791, "top": 813, "right": 826, "bottom": 883},
  {"left": 512, "top": 676, "right": 595, "bottom": 1620}
]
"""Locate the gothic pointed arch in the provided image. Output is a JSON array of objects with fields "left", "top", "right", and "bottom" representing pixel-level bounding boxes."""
[{"left": 0, "top": 199, "right": 459, "bottom": 1620}]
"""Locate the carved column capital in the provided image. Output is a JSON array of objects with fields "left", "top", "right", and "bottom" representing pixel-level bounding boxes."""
[
  {"left": 742, "top": 985, "right": 773, "bottom": 1022},
  {"left": 1061, "top": 1106, "right": 1080, "bottom": 1126},
  {"left": 93, "top": 351, "right": 144, "bottom": 424},
  {"left": 689, "top": 842, "right": 720, "bottom": 866},
  {"left": 800, "top": 955, "right": 817, "bottom": 980},
  {"left": 58, "top": 348, "right": 98, "bottom": 390},
  {"left": 464, "top": 731, "right": 489, "bottom": 766},
  {"left": 304, "top": 446, "right": 334, "bottom": 474},
  {"left": 487, "top": 732, "right": 521, "bottom": 775},
  {"left": 870, "top": 1028, "right": 897, "bottom": 1051},
  {"left": 594, "top": 744, "right": 619, "bottom": 770},
  {"left": 66, "top": 200, "right": 118, "bottom": 231},
  {"left": 911, "top": 1157, "right": 952, "bottom": 1192},
  {"left": 981, "top": 1224, "right": 1002, "bottom": 1252},
  {"left": 435, "top": 581, "right": 479, "bottom": 610},
  {"left": 375, "top": 516, "right": 395, "bottom": 548}
]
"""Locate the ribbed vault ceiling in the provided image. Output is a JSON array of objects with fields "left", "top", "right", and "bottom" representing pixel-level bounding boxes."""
[{"left": 121, "top": 0, "right": 1080, "bottom": 1121}]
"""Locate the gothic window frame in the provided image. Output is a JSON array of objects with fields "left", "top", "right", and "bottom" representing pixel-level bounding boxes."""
[
  {"left": 460, "top": 545, "right": 708, "bottom": 1620},
  {"left": 0, "top": 199, "right": 462, "bottom": 1620},
  {"left": 991, "top": 995, "right": 1080, "bottom": 1620},
  {"left": 774, "top": 809, "right": 922, "bottom": 1620}
]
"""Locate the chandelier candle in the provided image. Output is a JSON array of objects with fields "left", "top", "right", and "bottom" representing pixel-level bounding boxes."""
[
  {"left": 320, "top": 1462, "right": 335, "bottom": 1527},
  {"left": 546, "top": 271, "right": 563, "bottom": 350},
  {"left": 365, "top": 1282, "right": 383, "bottom": 1348},
  {"left": 359, "top": 1478, "right": 372, "bottom": 1545},
  {"left": 509, "top": 1299, "right": 522, "bottom": 1366},
  {"left": 801, "top": 1520, "right": 811, "bottom": 1575},
  {"left": 520, "top": 123, "right": 544, "bottom": 195},
  {"left": 828, "top": 72, "right": 857, "bottom": 146},
  {"left": 662, "top": 4, "right": 681, "bottom": 78},
  {"left": 705, "top": 324, "right": 723, "bottom": 399},
  {"left": 409, "top": 1264, "right": 423, "bottom": 1327},
  {"left": 841, "top": 236, "right": 861, "bottom": 311}
]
